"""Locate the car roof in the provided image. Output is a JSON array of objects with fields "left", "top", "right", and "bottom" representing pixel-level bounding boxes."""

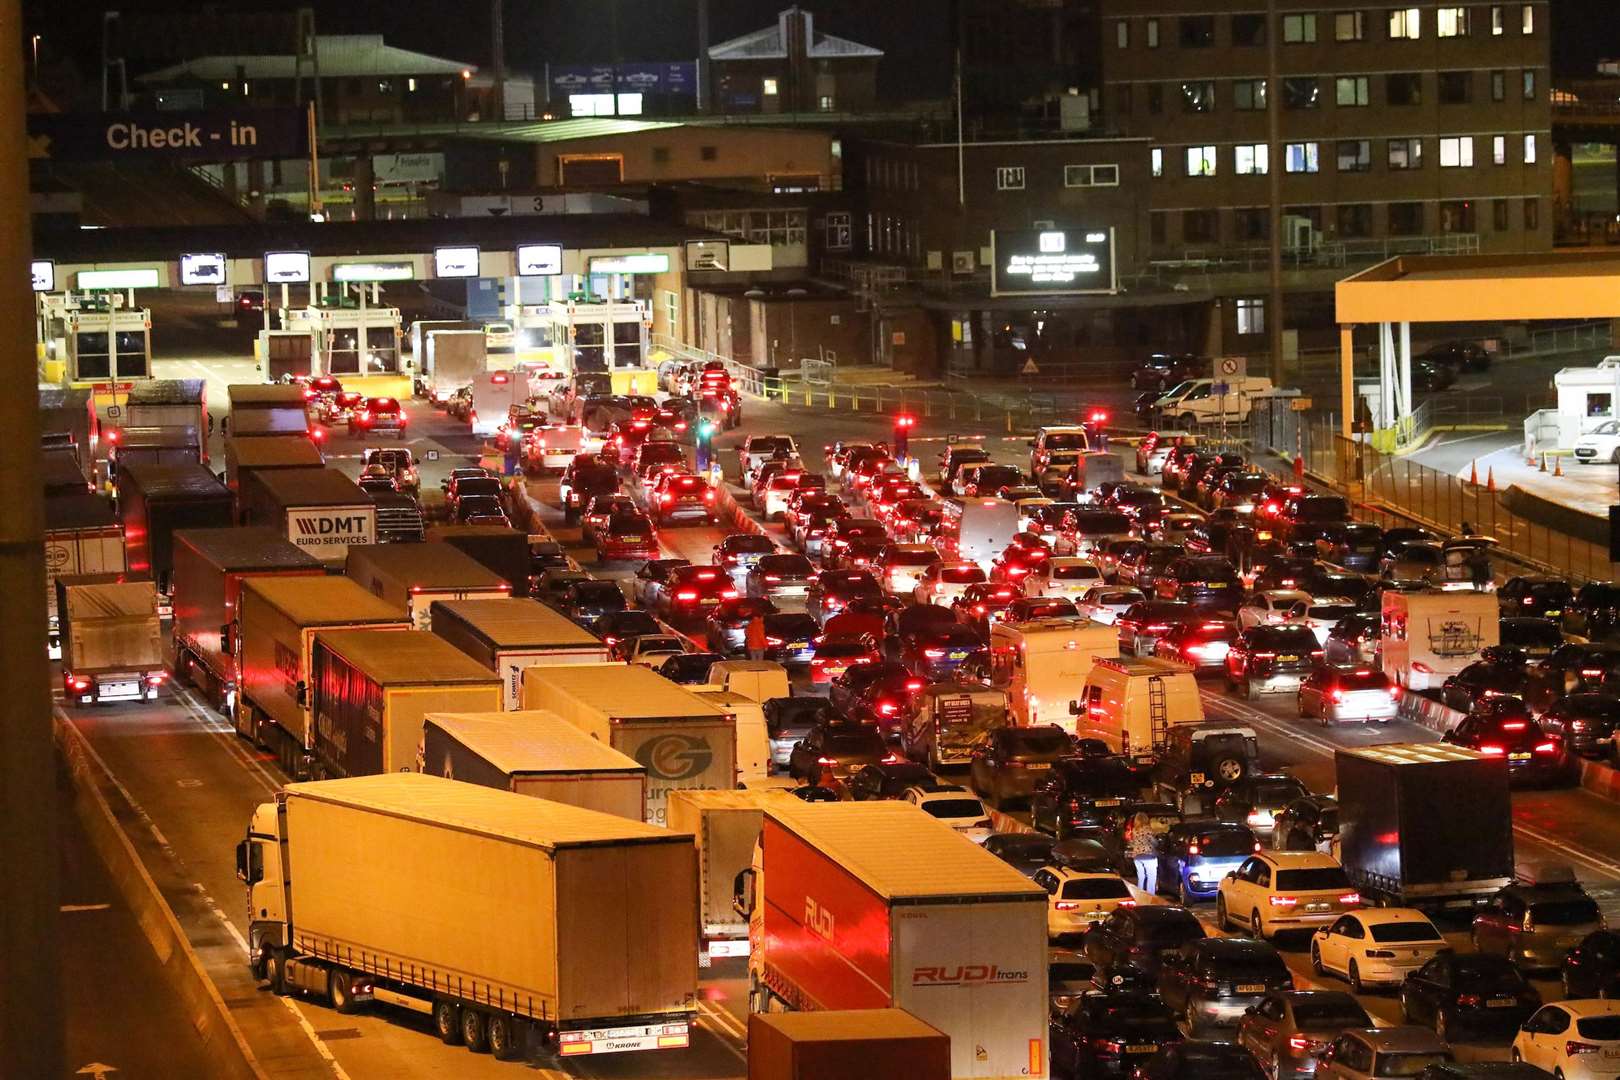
[
  {"left": 1258, "top": 851, "right": 1341, "bottom": 869},
  {"left": 1561, "top": 1000, "right": 1620, "bottom": 1019},
  {"left": 1051, "top": 867, "right": 1122, "bottom": 882},
  {"left": 1350, "top": 907, "right": 1437, "bottom": 927},
  {"left": 1197, "top": 937, "right": 1278, "bottom": 957},
  {"left": 1347, "top": 1026, "right": 1447, "bottom": 1052}
]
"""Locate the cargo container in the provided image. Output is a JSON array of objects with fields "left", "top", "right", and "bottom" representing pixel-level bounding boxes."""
[
  {"left": 227, "top": 383, "right": 310, "bottom": 438},
  {"left": 426, "top": 525, "right": 531, "bottom": 597},
  {"left": 429, "top": 598, "right": 609, "bottom": 708},
  {"left": 224, "top": 435, "right": 323, "bottom": 491},
  {"left": 42, "top": 445, "right": 94, "bottom": 498},
  {"left": 124, "top": 378, "right": 207, "bottom": 460},
  {"left": 309, "top": 629, "right": 503, "bottom": 778},
  {"left": 105, "top": 424, "right": 202, "bottom": 484},
  {"left": 736, "top": 800, "right": 1047, "bottom": 1080},
  {"left": 668, "top": 789, "right": 792, "bottom": 964},
  {"left": 522, "top": 664, "right": 738, "bottom": 826},
  {"left": 58, "top": 574, "right": 168, "bottom": 704},
  {"left": 44, "top": 493, "right": 124, "bottom": 659},
  {"left": 232, "top": 409, "right": 312, "bottom": 440},
  {"left": 237, "top": 774, "right": 698, "bottom": 1061},
  {"left": 169, "top": 527, "right": 323, "bottom": 708},
  {"left": 1336, "top": 742, "right": 1514, "bottom": 909},
  {"left": 238, "top": 467, "right": 377, "bottom": 567},
  {"left": 425, "top": 329, "right": 487, "bottom": 404},
  {"left": 235, "top": 577, "right": 411, "bottom": 777},
  {"left": 116, "top": 462, "right": 235, "bottom": 595},
  {"left": 748, "top": 1010, "right": 951, "bottom": 1080},
  {"left": 420, "top": 710, "right": 646, "bottom": 818},
  {"left": 346, "top": 542, "right": 512, "bottom": 630}
]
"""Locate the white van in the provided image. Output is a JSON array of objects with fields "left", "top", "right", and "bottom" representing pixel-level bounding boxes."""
[
  {"left": 702, "top": 660, "right": 791, "bottom": 705},
  {"left": 939, "top": 497, "right": 1021, "bottom": 572},
  {"left": 692, "top": 689, "right": 770, "bottom": 784},
  {"left": 1381, "top": 589, "right": 1499, "bottom": 690},
  {"left": 1074, "top": 657, "right": 1205, "bottom": 768},
  {"left": 986, "top": 617, "right": 1120, "bottom": 728},
  {"left": 1155, "top": 376, "right": 1275, "bottom": 427}
]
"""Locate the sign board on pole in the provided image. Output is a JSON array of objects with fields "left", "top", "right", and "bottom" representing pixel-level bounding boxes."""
[
  {"left": 1289, "top": 397, "right": 1313, "bottom": 411},
  {"left": 515, "top": 243, "right": 562, "bottom": 276},
  {"left": 30, "top": 259, "right": 54, "bottom": 292},
  {"left": 265, "top": 251, "right": 311, "bottom": 284},
  {"left": 179, "top": 252, "right": 227, "bottom": 286},
  {"left": 1021, "top": 358, "right": 1041, "bottom": 376},
  {"left": 28, "top": 109, "right": 309, "bottom": 162},
  {"left": 433, "top": 246, "right": 480, "bottom": 279},
  {"left": 685, "top": 240, "right": 729, "bottom": 271},
  {"left": 1218, "top": 356, "right": 1247, "bottom": 381}
]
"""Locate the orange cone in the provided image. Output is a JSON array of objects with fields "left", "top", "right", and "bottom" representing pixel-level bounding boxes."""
[
  {"left": 1554, "top": 455, "right": 1564, "bottom": 477},
  {"left": 1469, "top": 460, "right": 1479, "bottom": 486},
  {"left": 1538, "top": 453, "right": 1547, "bottom": 473},
  {"left": 1486, "top": 466, "right": 1496, "bottom": 492}
]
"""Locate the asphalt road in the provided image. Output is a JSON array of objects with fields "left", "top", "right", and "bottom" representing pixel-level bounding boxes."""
[{"left": 60, "top": 353, "right": 1620, "bottom": 1077}]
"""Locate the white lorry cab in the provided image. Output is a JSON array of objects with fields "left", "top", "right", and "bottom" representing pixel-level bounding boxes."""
[
  {"left": 986, "top": 616, "right": 1120, "bottom": 727},
  {"left": 939, "top": 496, "right": 1021, "bottom": 572},
  {"left": 1381, "top": 589, "right": 1499, "bottom": 690}
]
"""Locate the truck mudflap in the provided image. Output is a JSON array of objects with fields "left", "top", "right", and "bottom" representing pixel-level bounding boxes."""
[{"left": 559, "top": 1019, "right": 691, "bottom": 1057}]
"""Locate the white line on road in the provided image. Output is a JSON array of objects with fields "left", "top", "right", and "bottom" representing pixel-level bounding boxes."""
[{"left": 60, "top": 903, "right": 112, "bottom": 913}]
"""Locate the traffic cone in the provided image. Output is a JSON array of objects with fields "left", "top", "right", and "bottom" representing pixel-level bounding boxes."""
[
  {"left": 1528, "top": 448, "right": 1539, "bottom": 467},
  {"left": 1538, "top": 452, "right": 1546, "bottom": 472},
  {"left": 1554, "top": 455, "right": 1564, "bottom": 477},
  {"left": 1486, "top": 467, "right": 1496, "bottom": 492},
  {"left": 1469, "top": 459, "right": 1479, "bottom": 486}
]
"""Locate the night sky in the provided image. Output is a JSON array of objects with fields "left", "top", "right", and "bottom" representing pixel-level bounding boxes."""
[{"left": 22, "top": 0, "right": 1620, "bottom": 98}]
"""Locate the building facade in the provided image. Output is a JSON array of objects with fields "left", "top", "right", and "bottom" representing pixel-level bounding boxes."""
[{"left": 708, "top": 7, "right": 883, "bottom": 114}]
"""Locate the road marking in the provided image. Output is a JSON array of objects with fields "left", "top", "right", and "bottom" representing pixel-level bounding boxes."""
[
  {"left": 60, "top": 903, "right": 112, "bottom": 913},
  {"left": 697, "top": 1002, "right": 749, "bottom": 1061}
]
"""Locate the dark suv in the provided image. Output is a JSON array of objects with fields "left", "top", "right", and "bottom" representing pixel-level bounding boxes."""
[
  {"left": 1157, "top": 937, "right": 1292, "bottom": 1037},
  {"left": 1156, "top": 556, "right": 1242, "bottom": 612},
  {"left": 1029, "top": 755, "right": 1142, "bottom": 838},
  {"left": 1153, "top": 723, "right": 1261, "bottom": 814},
  {"left": 1082, "top": 904, "right": 1207, "bottom": 980}
]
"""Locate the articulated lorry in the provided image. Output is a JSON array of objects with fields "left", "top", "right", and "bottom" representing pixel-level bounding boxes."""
[
  {"left": 116, "top": 462, "right": 235, "bottom": 597},
  {"left": 522, "top": 663, "right": 737, "bottom": 827},
  {"left": 45, "top": 492, "right": 124, "bottom": 659},
  {"left": 748, "top": 1010, "right": 951, "bottom": 1080},
  {"left": 169, "top": 528, "right": 323, "bottom": 709},
  {"left": 224, "top": 435, "right": 324, "bottom": 491},
  {"left": 123, "top": 378, "right": 207, "bottom": 455},
  {"left": 424, "top": 329, "right": 488, "bottom": 405},
  {"left": 234, "top": 576, "right": 411, "bottom": 778},
  {"left": 430, "top": 598, "right": 610, "bottom": 709},
  {"left": 238, "top": 467, "right": 377, "bottom": 567},
  {"left": 735, "top": 800, "right": 1047, "bottom": 1080},
  {"left": 668, "top": 789, "right": 792, "bottom": 966},
  {"left": 227, "top": 383, "right": 311, "bottom": 441},
  {"left": 346, "top": 542, "right": 512, "bottom": 630},
  {"left": 58, "top": 574, "right": 168, "bottom": 705},
  {"left": 426, "top": 525, "right": 532, "bottom": 597},
  {"left": 309, "top": 629, "right": 503, "bottom": 778},
  {"left": 1336, "top": 742, "right": 1515, "bottom": 910},
  {"left": 236, "top": 773, "right": 698, "bottom": 1062},
  {"left": 419, "top": 710, "right": 647, "bottom": 819}
]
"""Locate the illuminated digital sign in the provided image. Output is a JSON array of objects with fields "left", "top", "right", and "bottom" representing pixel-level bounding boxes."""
[
  {"left": 77, "top": 267, "right": 162, "bottom": 289},
  {"left": 264, "top": 251, "right": 311, "bottom": 284},
  {"left": 990, "top": 228, "right": 1116, "bottom": 297},
  {"left": 332, "top": 261, "right": 414, "bottom": 283},
  {"left": 30, "top": 260, "right": 54, "bottom": 292},
  {"left": 589, "top": 253, "right": 669, "bottom": 275},
  {"left": 516, "top": 243, "right": 563, "bottom": 276},
  {"left": 434, "top": 245, "right": 480, "bottom": 278},
  {"left": 179, "top": 252, "right": 227, "bottom": 286}
]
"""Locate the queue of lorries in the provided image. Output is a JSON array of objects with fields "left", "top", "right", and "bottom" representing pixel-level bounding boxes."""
[{"left": 45, "top": 361, "right": 1620, "bottom": 1079}]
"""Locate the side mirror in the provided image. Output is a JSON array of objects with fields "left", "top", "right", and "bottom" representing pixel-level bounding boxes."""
[
  {"left": 732, "top": 867, "right": 757, "bottom": 918},
  {"left": 295, "top": 680, "right": 308, "bottom": 707},
  {"left": 220, "top": 624, "right": 233, "bottom": 655},
  {"left": 235, "top": 840, "right": 263, "bottom": 885},
  {"left": 1069, "top": 699, "right": 1082, "bottom": 716}
]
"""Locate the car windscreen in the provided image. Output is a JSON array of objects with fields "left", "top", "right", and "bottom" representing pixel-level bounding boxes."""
[
  {"left": 1251, "top": 627, "right": 1319, "bottom": 651},
  {"left": 1207, "top": 952, "right": 1288, "bottom": 978},
  {"left": 757, "top": 555, "right": 813, "bottom": 575},
  {"left": 1529, "top": 899, "right": 1602, "bottom": 925},
  {"left": 1293, "top": 496, "right": 1348, "bottom": 520},
  {"left": 823, "top": 731, "right": 884, "bottom": 754},
  {"left": 574, "top": 582, "right": 625, "bottom": 603},
  {"left": 1009, "top": 729, "right": 1073, "bottom": 756},
  {"left": 1049, "top": 960, "right": 1093, "bottom": 985},
  {"left": 1369, "top": 921, "right": 1443, "bottom": 943},
  {"left": 888, "top": 550, "right": 939, "bottom": 566},
  {"left": 1335, "top": 670, "right": 1389, "bottom": 690},
  {"left": 1051, "top": 563, "right": 1102, "bottom": 580},
  {"left": 1274, "top": 868, "right": 1352, "bottom": 891},
  {"left": 1397, "top": 544, "right": 1442, "bottom": 565},
  {"left": 729, "top": 536, "right": 776, "bottom": 553},
  {"left": 1060, "top": 878, "right": 1132, "bottom": 900},
  {"left": 920, "top": 798, "right": 985, "bottom": 819},
  {"left": 816, "top": 639, "right": 873, "bottom": 658},
  {"left": 1194, "top": 831, "right": 1255, "bottom": 856},
  {"left": 940, "top": 566, "right": 987, "bottom": 583},
  {"left": 1290, "top": 999, "right": 1370, "bottom": 1027},
  {"left": 1070, "top": 512, "right": 1133, "bottom": 535},
  {"left": 749, "top": 437, "right": 794, "bottom": 455},
  {"left": 572, "top": 464, "right": 618, "bottom": 486},
  {"left": 975, "top": 466, "right": 1023, "bottom": 488},
  {"left": 1140, "top": 915, "right": 1204, "bottom": 943},
  {"left": 1044, "top": 432, "right": 1088, "bottom": 451},
  {"left": 1308, "top": 604, "right": 1358, "bottom": 622},
  {"left": 1502, "top": 621, "right": 1564, "bottom": 647},
  {"left": 457, "top": 478, "right": 502, "bottom": 497},
  {"left": 1251, "top": 781, "right": 1307, "bottom": 805}
]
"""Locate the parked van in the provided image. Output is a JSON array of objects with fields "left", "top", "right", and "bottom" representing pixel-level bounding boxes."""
[
  {"left": 1074, "top": 656, "right": 1205, "bottom": 768},
  {"left": 1381, "top": 588, "right": 1499, "bottom": 690},
  {"left": 986, "top": 617, "right": 1119, "bottom": 727},
  {"left": 691, "top": 689, "right": 770, "bottom": 784},
  {"left": 902, "top": 683, "right": 1011, "bottom": 770},
  {"left": 1155, "top": 375, "right": 1275, "bottom": 427}
]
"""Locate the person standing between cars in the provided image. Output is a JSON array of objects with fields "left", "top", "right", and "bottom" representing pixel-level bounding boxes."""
[
  {"left": 1124, "top": 809, "right": 1169, "bottom": 896},
  {"left": 745, "top": 611, "right": 768, "bottom": 661},
  {"left": 1468, "top": 545, "right": 1490, "bottom": 590}
]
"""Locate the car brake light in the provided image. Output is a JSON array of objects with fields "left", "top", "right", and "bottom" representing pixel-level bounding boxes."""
[
  {"left": 816, "top": 756, "right": 838, "bottom": 766},
  {"left": 766, "top": 636, "right": 784, "bottom": 645},
  {"left": 1567, "top": 1041, "right": 1601, "bottom": 1056},
  {"left": 721, "top": 590, "right": 738, "bottom": 599},
  {"left": 1457, "top": 994, "right": 1483, "bottom": 1008},
  {"left": 661, "top": 494, "right": 672, "bottom": 504},
  {"left": 1187, "top": 843, "right": 1199, "bottom": 855},
  {"left": 67, "top": 675, "right": 90, "bottom": 692},
  {"left": 1268, "top": 895, "right": 1298, "bottom": 908},
  {"left": 675, "top": 590, "right": 698, "bottom": 601},
  {"left": 905, "top": 679, "right": 924, "bottom": 691},
  {"left": 1535, "top": 741, "right": 1559, "bottom": 754},
  {"left": 1339, "top": 893, "right": 1361, "bottom": 905},
  {"left": 1054, "top": 901, "right": 1080, "bottom": 912},
  {"left": 145, "top": 672, "right": 168, "bottom": 686},
  {"left": 881, "top": 751, "right": 904, "bottom": 764},
  {"left": 1288, "top": 1035, "right": 1311, "bottom": 1053},
  {"left": 1254, "top": 651, "right": 1276, "bottom": 660},
  {"left": 925, "top": 648, "right": 946, "bottom": 658},
  {"left": 1479, "top": 744, "right": 1506, "bottom": 756},
  {"left": 1331, "top": 688, "right": 1344, "bottom": 702},
  {"left": 1501, "top": 721, "right": 1526, "bottom": 731}
]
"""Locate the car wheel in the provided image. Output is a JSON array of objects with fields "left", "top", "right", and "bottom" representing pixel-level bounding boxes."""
[
  {"left": 1252, "top": 909, "right": 1267, "bottom": 942},
  {"left": 1216, "top": 895, "right": 1232, "bottom": 931},
  {"left": 1436, "top": 1009, "right": 1452, "bottom": 1045},
  {"left": 1349, "top": 960, "right": 1365, "bottom": 994},
  {"left": 1311, "top": 943, "right": 1324, "bottom": 976}
]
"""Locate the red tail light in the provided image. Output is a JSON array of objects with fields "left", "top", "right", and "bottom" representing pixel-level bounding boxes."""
[
  {"left": 1457, "top": 994, "right": 1483, "bottom": 1008},
  {"left": 1331, "top": 688, "right": 1345, "bottom": 702},
  {"left": 661, "top": 494, "right": 673, "bottom": 504},
  {"left": 1270, "top": 896, "right": 1298, "bottom": 908},
  {"left": 67, "top": 675, "right": 90, "bottom": 692},
  {"left": 816, "top": 756, "right": 838, "bottom": 766},
  {"left": 721, "top": 590, "right": 739, "bottom": 599},
  {"left": 1288, "top": 1035, "right": 1311, "bottom": 1053},
  {"left": 1567, "top": 1041, "right": 1600, "bottom": 1056},
  {"left": 1535, "top": 741, "right": 1559, "bottom": 754},
  {"left": 675, "top": 590, "right": 698, "bottom": 601},
  {"left": 1501, "top": 721, "right": 1526, "bottom": 731},
  {"left": 1479, "top": 744, "right": 1506, "bottom": 756},
  {"left": 145, "top": 672, "right": 168, "bottom": 686},
  {"left": 925, "top": 648, "right": 946, "bottom": 658},
  {"left": 1339, "top": 893, "right": 1361, "bottom": 905},
  {"left": 881, "top": 751, "right": 904, "bottom": 764}
]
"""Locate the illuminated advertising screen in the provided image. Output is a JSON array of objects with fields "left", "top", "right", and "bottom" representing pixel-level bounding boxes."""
[
  {"left": 179, "top": 252, "right": 227, "bottom": 285},
  {"left": 516, "top": 243, "right": 563, "bottom": 276},
  {"left": 264, "top": 250, "right": 311, "bottom": 284},
  {"left": 434, "top": 245, "right": 480, "bottom": 278},
  {"left": 30, "top": 260, "right": 54, "bottom": 292},
  {"left": 990, "top": 228, "right": 1117, "bottom": 297}
]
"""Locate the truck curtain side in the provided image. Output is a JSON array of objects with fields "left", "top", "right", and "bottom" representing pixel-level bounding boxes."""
[
  {"left": 235, "top": 576, "right": 412, "bottom": 778},
  {"left": 430, "top": 598, "right": 611, "bottom": 709},
  {"left": 239, "top": 774, "right": 698, "bottom": 1059},
  {"left": 522, "top": 664, "right": 738, "bottom": 826},
  {"left": 116, "top": 462, "right": 235, "bottom": 595},
  {"left": 310, "top": 629, "right": 503, "bottom": 778},
  {"left": 345, "top": 543, "right": 513, "bottom": 630},
  {"left": 420, "top": 710, "right": 647, "bottom": 820},
  {"left": 45, "top": 493, "right": 125, "bottom": 659},
  {"left": 238, "top": 467, "right": 377, "bottom": 567}
]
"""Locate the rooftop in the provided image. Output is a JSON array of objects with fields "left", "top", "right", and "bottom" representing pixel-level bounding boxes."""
[
  {"left": 136, "top": 34, "right": 475, "bottom": 84},
  {"left": 709, "top": 7, "right": 883, "bottom": 61}
]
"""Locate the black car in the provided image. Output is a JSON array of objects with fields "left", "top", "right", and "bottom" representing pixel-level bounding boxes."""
[
  {"left": 827, "top": 660, "right": 915, "bottom": 721},
  {"left": 837, "top": 668, "right": 927, "bottom": 732},
  {"left": 1049, "top": 991, "right": 1182, "bottom": 1079},
  {"left": 1314, "top": 522, "right": 1385, "bottom": 574},
  {"left": 1412, "top": 357, "right": 1457, "bottom": 392},
  {"left": 1157, "top": 556, "right": 1242, "bottom": 613},
  {"left": 1270, "top": 796, "right": 1338, "bottom": 853},
  {"left": 1560, "top": 929, "right": 1620, "bottom": 999},
  {"left": 558, "top": 457, "right": 619, "bottom": 522},
  {"left": 786, "top": 719, "right": 891, "bottom": 782},
  {"left": 1156, "top": 938, "right": 1292, "bottom": 1037},
  {"left": 983, "top": 833, "right": 1058, "bottom": 879},
  {"left": 1083, "top": 905, "right": 1206, "bottom": 983},
  {"left": 656, "top": 651, "right": 726, "bottom": 685},
  {"left": 1538, "top": 693, "right": 1620, "bottom": 759},
  {"left": 848, "top": 761, "right": 937, "bottom": 802},
  {"left": 1152, "top": 724, "right": 1261, "bottom": 814},
  {"left": 1572, "top": 582, "right": 1620, "bottom": 640},
  {"left": 1211, "top": 774, "right": 1312, "bottom": 838},
  {"left": 1498, "top": 616, "right": 1562, "bottom": 659},
  {"left": 1118, "top": 600, "right": 1195, "bottom": 658},
  {"left": 591, "top": 609, "right": 662, "bottom": 647},
  {"left": 1129, "top": 1040, "right": 1266, "bottom": 1080},
  {"left": 1441, "top": 656, "right": 1530, "bottom": 713},
  {"left": 1225, "top": 625, "right": 1320, "bottom": 701},
  {"left": 1418, "top": 339, "right": 1491, "bottom": 373},
  {"left": 899, "top": 621, "right": 987, "bottom": 682},
  {"left": 1031, "top": 756, "right": 1143, "bottom": 838},
  {"left": 1398, "top": 953, "right": 1540, "bottom": 1043},
  {"left": 1440, "top": 706, "right": 1571, "bottom": 787},
  {"left": 761, "top": 611, "right": 820, "bottom": 667},
  {"left": 1525, "top": 643, "right": 1620, "bottom": 712},
  {"left": 1131, "top": 353, "right": 1207, "bottom": 392},
  {"left": 714, "top": 533, "right": 778, "bottom": 579},
  {"left": 704, "top": 595, "right": 779, "bottom": 656},
  {"left": 1498, "top": 576, "right": 1574, "bottom": 622},
  {"left": 970, "top": 724, "right": 1076, "bottom": 806},
  {"left": 1323, "top": 614, "right": 1380, "bottom": 666}
]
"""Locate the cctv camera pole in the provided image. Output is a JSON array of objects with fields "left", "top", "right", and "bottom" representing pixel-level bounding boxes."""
[{"left": 0, "top": 0, "right": 62, "bottom": 1072}]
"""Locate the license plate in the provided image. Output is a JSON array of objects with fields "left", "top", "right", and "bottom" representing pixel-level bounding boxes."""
[
  {"left": 101, "top": 680, "right": 140, "bottom": 698},
  {"left": 1205, "top": 582, "right": 1227, "bottom": 589},
  {"left": 949, "top": 650, "right": 969, "bottom": 660},
  {"left": 1306, "top": 902, "right": 1330, "bottom": 911},
  {"left": 1093, "top": 798, "right": 1121, "bottom": 807},
  {"left": 789, "top": 641, "right": 809, "bottom": 651},
  {"left": 1190, "top": 772, "right": 1206, "bottom": 785},
  {"left": 1236, "top": 984, "right": 1266, "bottom": 994},
  {"left": 621, "top": 536, "right": 646, "bottom": 543},
  {"left": 1279, "top": 655, "right": 1299, "bottom": 662},
  {"left": 1509, "top": 752, "right": 1531, "bottom": 761},
  {"left": 700, "top": 597, "right": 719, "bottom": 605},
  {"left": 1026, "top": 762, "right": 1052, "bottom": 771},
  {"left": 825, "top": 665, "right": 847, "bottom": 677},
  {"left": 1126, "top": 1045, "right": 1157, "bottom": 1054},
  {"left": 560, "top": 1021, "right": 690, "bottom": 1056},
  {"left": 1487, "top": 997, "right": 1517, "bottom": 1008}
]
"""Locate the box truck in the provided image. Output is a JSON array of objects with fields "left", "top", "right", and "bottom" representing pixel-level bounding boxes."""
[
  {"left": 58, "top": 574, "right": 168, "bottom": 704},
  {"left": 748, "top": 1010, "right": 951, "bottom": 1080},
  {"left": 419, "top": 710, "right": 646, "bottom": 819},
  {"left": 425, "top": 329, "right": 487, "bottom": 405},
  {"left": 309, "top": 629, "right": 503, "bottom": 779},
  {"left": 235, "top": 576, "right": 412, "bottom": 778},
  {"left": 1336, "top": 742, "right": 1514, "bottom": 909},
  {"left": 425, "top": 525, "right": 531, "bottom": 598},
  {"left": 238, "top": 467, "right": 377, "bottom": 567},
  {"left": 429, "top": 598, "right": 610, "bottom": 709},
  {"left": 346, "top": 543, "right": 513, "bottom": 631},
  {"left": 124, "top": 378, "right": 207, "bottom": 456},
  {"left": 45, "top": 493, "right": 125, "bottom": 659},
  {"left": 105, "top": 425, "right": 202, "bottom": 485},
  {"left": 986, "top": 617, "right": 1120, "bottom": 728},
  {"left": 1381, "top": 589, "right": 1499, "bottom": 691},
  {"left": 735, "top": 800, "right": 1047, "bottom": 1080},
  {"left": 116, "top": 462, "right": 235, "bottom": 597},
  {"left": 939, "top": 497, "right": 1020, "bottom": 571},
  {"left": 236, "top": 774, "right": 698, "bottom": 1061},
  {"left": 169, "top": 527, "right": 324, "bottom": 709},
  {"left": 667, "top": 789, "right": 794, "bottom": 965},
  {"left": 522, "top": 664, "right": 738, "bottom": 827},
  {"left": 224, "top": 435, "right": 324, "bottom": 491},
  {"left": 227, "top": 383, "right": 310, "bottom": 439}
]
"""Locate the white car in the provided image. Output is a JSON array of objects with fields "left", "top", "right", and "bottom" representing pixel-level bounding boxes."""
[
  {"left": 621, "top": 634, "right": 689, "bottom": 668},
  {"left": 1513, "top": 1000, "right": 1620, "bottom": 1078},
  {"left": 912, "top": 561, "right": 987, "bottom": 607},
  {"left": 1237, "top": 590, "right": 1314, "bottom": 630},
  {"left": 1032, "top": 865, "right": 1142, "bottom": 939},
  {"left": 739, "top": 434, "right": 799, "bottom": 487},
  {"left": 759, "top": 473, "right": 804, "bottom": 521},
  {"left": 1023, "top": 557, "right": 1104, "bottom": 601},
  {"left": 1150, "top": 512, "right": 1203, "bottom": 545},
  {"left": 1216, "top": 851, "right": 1361, "bottom": 941},
  {"left": 1309, "top": 908, "right": 1447, "bottom": 991},
  {"left": 1077, "top": 585, "right": 1145, "bottom": 626},
  {"left": 1575, "top": 421, "right": 1620, "bottom": 466},
  {"left": 1016, "top": 497, "right": 1055, "bottom": 533},
  {"left": 902, "top": 784, "right": 992, "bottom": 844},
  {"left": 880, "top": 544, "right": 940, "bottom": 596},
  {"left": 1296, "top": 597, "right": 1360, "bottom": 645}
]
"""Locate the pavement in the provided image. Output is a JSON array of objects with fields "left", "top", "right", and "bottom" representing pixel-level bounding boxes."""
[{"left": 1445, "top": 441, "right": 1618, "bottom": 526}]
